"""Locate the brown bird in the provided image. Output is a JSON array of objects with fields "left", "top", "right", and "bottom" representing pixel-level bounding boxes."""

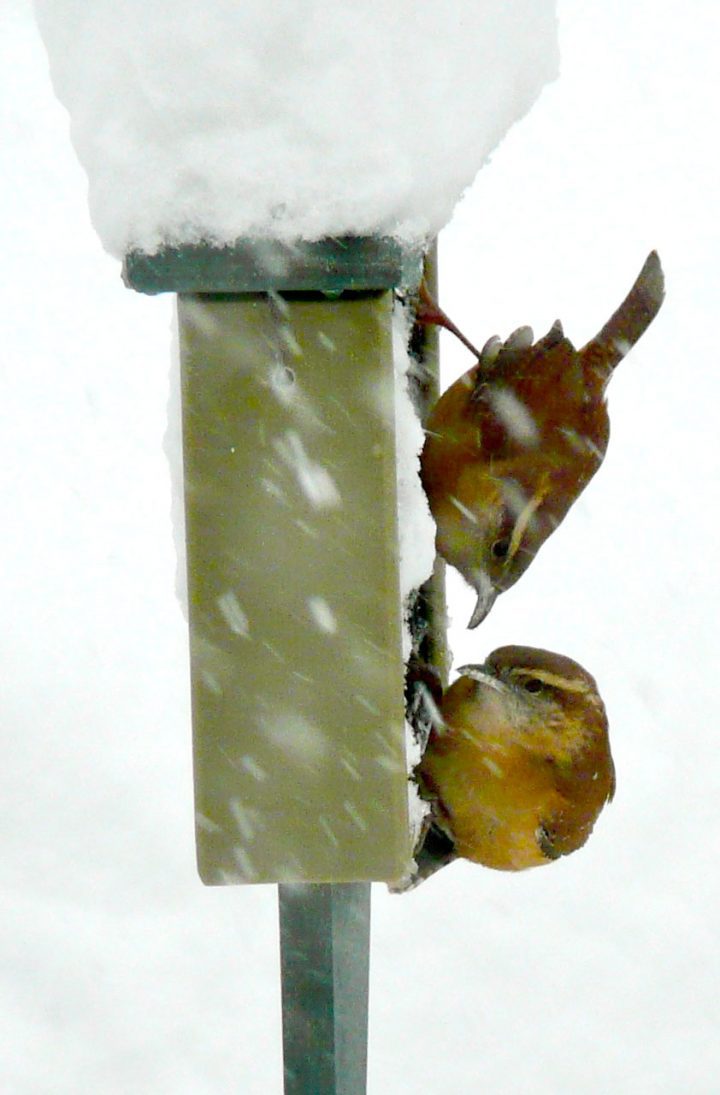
[
  {"left": 414, "top": 645, "right": 615, "bottom": 872},
  {"left": 418, "top": 252, "right": 665, "bottom": 626}
]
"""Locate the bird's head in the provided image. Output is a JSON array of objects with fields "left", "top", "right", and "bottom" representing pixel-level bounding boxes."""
[{"left": 458, "top": 645, "right": 614, "bottom": 781}]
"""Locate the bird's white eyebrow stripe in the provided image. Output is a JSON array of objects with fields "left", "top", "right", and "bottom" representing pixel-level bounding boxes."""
[
  {"left": 514, "top": 668, "right": 590, "bottom": 693},
  {"left": 507, "top": 476, "right": 550, "bottom": 562}
]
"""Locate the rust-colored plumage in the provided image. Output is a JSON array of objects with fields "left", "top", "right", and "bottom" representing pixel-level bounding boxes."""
[
  {"left": 418, "top": 252, "right": 665, "bottom": 626},
  {"left": 415, "top": 646, "right": 615, "bottom": 871}
]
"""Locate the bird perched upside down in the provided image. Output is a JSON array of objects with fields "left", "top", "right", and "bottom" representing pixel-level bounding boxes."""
[
  {"left": 418, "top": 252, "right": 665, "bottom": 626},
  {"left": 415, "top": 645, "right": 615, "bottom": 872}
]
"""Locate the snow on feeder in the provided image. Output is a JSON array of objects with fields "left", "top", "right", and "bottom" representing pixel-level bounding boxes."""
[{"left": 34, "top": 0, "right": 559, "bottom": 1088}]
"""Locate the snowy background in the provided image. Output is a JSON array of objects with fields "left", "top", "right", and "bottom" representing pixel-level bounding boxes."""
[{"left": 2, "top": 0, "right": 719, "bottom": 1092}]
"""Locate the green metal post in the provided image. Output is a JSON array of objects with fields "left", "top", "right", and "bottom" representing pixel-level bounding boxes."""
[{"left": 279, "top": 883, "right": 370, "bottom": 1095}]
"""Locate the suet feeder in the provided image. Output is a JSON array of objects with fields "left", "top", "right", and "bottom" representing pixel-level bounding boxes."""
[{"left": 124, "top": 236, "right": 446, "bottom": 1093}]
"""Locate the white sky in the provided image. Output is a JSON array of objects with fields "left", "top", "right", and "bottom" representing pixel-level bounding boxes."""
[{"left": 2, "top": 1, "right": 719, "bottom": 1092}]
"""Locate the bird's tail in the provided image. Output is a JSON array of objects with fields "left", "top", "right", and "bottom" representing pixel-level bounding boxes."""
[{"left": 583, "top": 250, "right": 665, "bottom": 373}]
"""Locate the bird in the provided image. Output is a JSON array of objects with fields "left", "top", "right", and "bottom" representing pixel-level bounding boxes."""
[
  {"left": 414, "top": 645, "right": 615, "bottom": 872},
  {"left": 417, "top": 251, "right": 665, "bottom": 627}
]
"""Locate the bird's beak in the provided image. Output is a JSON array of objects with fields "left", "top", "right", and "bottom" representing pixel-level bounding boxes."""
[
  {"left": 456, "top": 664, "right": 505, "bottom": 692},
  {"left": 457, "top": 664, "right": 485, "bottom": 678},
  {"left": 467, "top": 574, "right": 498, "bottom": 629}
]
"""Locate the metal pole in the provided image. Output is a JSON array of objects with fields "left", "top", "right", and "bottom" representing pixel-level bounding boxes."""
[{"left": 279, "top": 883, "right": 371, "bottom": 1095}]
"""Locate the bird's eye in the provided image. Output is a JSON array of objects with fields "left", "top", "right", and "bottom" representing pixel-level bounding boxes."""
[
  {"left": 523, "top": 678, "right": 543, "bottom": 693},
  {"left": 491, "top": 537, "right": 511, "bottom": 560}
]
